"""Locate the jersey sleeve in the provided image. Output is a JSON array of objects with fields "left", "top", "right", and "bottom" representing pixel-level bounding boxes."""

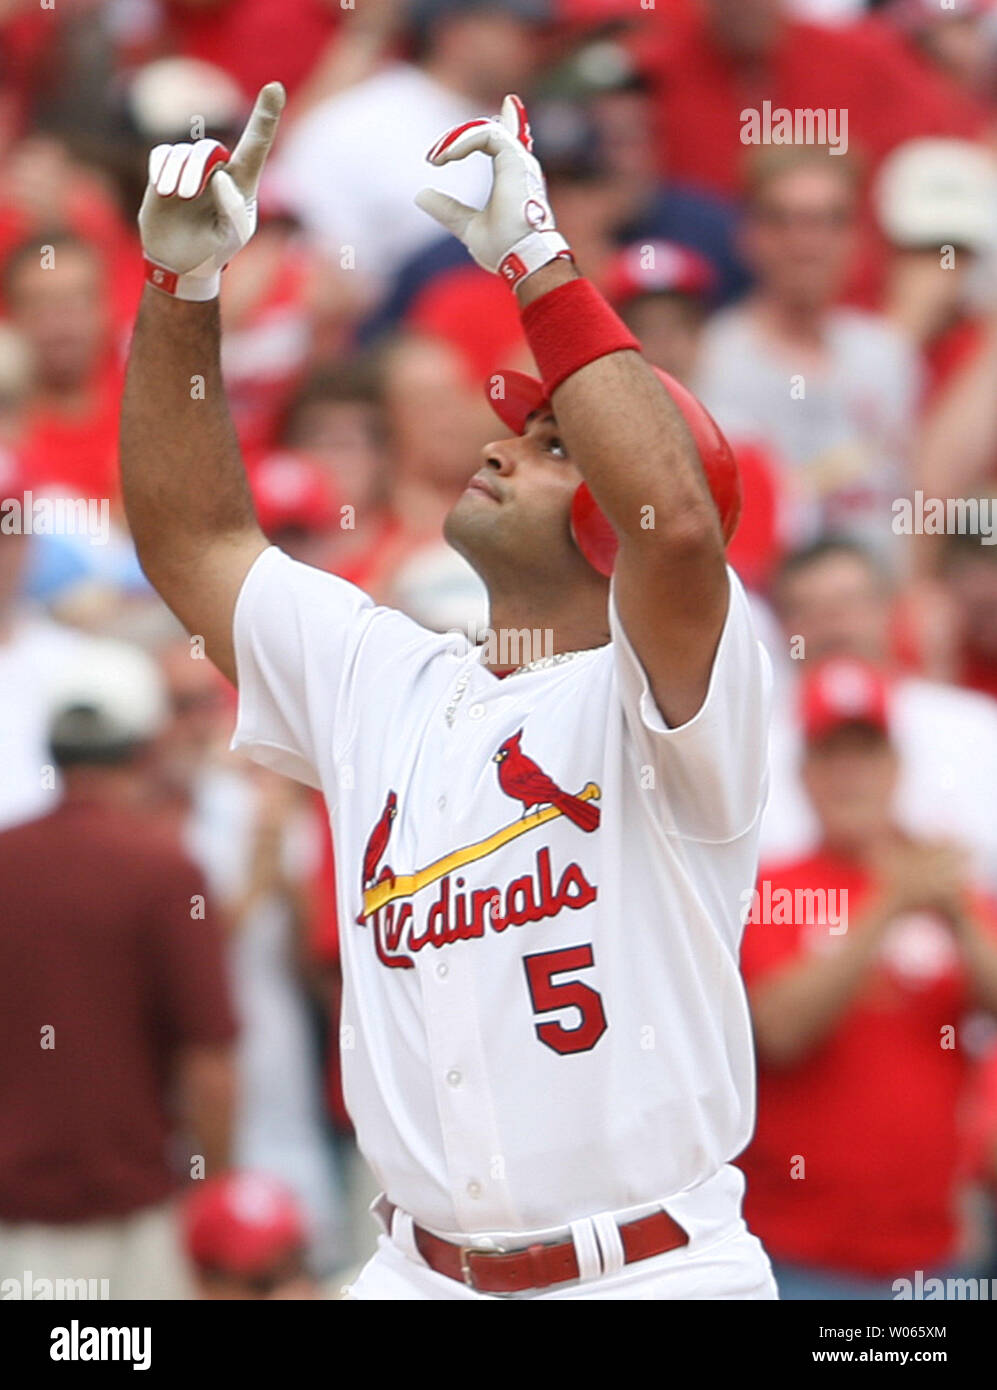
[
  {"left": 230, "top": 545, "right": 432, "bottom": 802},
  {"left": 609, "top": 565, "right": 773, "bottom": 842}
]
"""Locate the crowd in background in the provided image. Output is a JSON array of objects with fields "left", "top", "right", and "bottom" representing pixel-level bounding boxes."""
[{"left": 3, "top": 0, "right": 997, "bottom": 1300}]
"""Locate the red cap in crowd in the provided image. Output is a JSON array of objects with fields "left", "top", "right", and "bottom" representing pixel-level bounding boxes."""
[
  {"left": 183, "top": 1172, "right": 307, "bottom": 1276},
  {"left": 250, "top": 451, "right": 339, "bottom": 537},
  {"left": 407, "top": 266, "right": 527, "bottom": 382},
  {"left": 604, "top": 240, "right": 716, "bottom": 310},
  {"left": 801, "top": 657, "right": 892, "bottom": 744}
]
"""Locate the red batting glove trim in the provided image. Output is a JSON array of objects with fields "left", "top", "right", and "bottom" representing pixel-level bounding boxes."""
[
  {"left": 426, "top": 119, "right": 490, "bottom": 163},
  {"left": 188, "top": 142, "right": 231, "bottom": 198},
  {"left": 520, "top": 277, "right": 640, "bottom": 397}
]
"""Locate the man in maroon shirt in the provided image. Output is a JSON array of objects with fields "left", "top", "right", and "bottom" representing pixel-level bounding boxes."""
[{"left": 0, "top": 639, "right": 238, "bottom": 1300}]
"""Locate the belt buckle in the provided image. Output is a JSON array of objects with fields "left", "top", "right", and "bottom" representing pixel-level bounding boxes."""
[{"left": 458, "top": 1242, "right": 507, "bottom": 1293}]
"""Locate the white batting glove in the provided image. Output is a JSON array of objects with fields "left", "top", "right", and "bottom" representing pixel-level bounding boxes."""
[
  {"left": 416, "top": 93, "right": 573, "bottom": 290},
  {"left": 138, "top": 81, "right": 285, "bottom": 302}
]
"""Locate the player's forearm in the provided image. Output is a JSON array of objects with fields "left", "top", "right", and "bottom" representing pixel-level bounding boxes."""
[
  {"left": 516, "top": 262, "right": 723, "bottom": 552},
  {"left": 749, "top": 896, "right": 895, "bottom": 1067},
  {"left": 120, "top": 287, "right": 261, "bottom": 580}
]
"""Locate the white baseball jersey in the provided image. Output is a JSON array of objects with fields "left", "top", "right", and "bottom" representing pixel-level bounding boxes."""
[{"left": 231, "top": 546, "right": 773, "bottom": 1236}]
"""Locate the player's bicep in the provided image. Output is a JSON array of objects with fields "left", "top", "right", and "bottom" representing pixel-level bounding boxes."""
[
  {"left": 611, "top": 566, "right": 773, "bottom": 841},
  {"left": 613, "top": 539, "right": 730, "bottom": 729},
  {"left": 229, "top": 545, "right": 393, "bottom": 794}
]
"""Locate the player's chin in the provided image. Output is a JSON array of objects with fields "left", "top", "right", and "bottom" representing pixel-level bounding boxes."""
[{"left": 443, "top": 493, "right": 499, "bottom": 553}]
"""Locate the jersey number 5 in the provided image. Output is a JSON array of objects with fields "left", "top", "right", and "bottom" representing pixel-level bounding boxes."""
[{"left": 522, "top": 945, "right": 608, "bottom": 1055}]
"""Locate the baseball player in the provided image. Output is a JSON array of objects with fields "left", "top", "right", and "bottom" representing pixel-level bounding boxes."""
[{"left": 121, "top": 82, "right": 777, "bottom": 1300}]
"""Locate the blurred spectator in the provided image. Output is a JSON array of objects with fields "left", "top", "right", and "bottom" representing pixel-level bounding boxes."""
[
  {"left": 5, "top": 231, "right": 122, "bottom": 501},
  {"left": 943, "top": 529, "right": 997, "bottom": 702},
  {"left": 0, "top": 320, "right": 31, "bottom": 447},
  {"left": 277, "top": 359, "right": 401, "bottom": 587},
  {"left": 913, "top": 311, "right": 997, "bottom": 519},
  {"left": 911, "top": 527, "right": 997, "bottom": 702},
  {"left": 636, "top": 0, "right": 986, "bottom": 199},
  {"left": 182, "top": 1171, "right": 322, "bottom": 1299},
  {"left": 363, "top": 72, "right": 749, "bottom": 346},
  {"left": 376, "top": 330, "right": 490, "bottom": 629},
  {"left": 219, "top": 217, "right": 363, "bottom": 459},
  {"left": 269, "top": 0, "right": 549, "bottom": 296},
  {"left": 606, "top": 238, "right": 716, "bottom": 382},
  {"left": 126, "top": 53, "right": 246, "bottom": 144},
  {"left": 695, "top": 147, "right": 919, "bottom": 557},
  {"left": 562, "top": 54, "right": 750, "bottom": 305},
  {"left": 0, "top": 639, "right": 236, "bottom": 1299},
  {"left": 742, "top": 655, "right": 997, "bottom": 1298},
  {"left": 154, "top": 638, "right": 347, "bottom": 1275},
  {"left": 761, "top": 538, "right": 997, "bottom": 889},
  {"left": 0, "top": 448, "right": 93, "bottom": 831},
  {"left": 0, "top": 133, "right": 142, "bottom": 333},
  {"left": 876, "top": 139, "right": 997, "bottom": 395},
  {"left": 251, "top": 449, "right": 341, "bottom": 567},
  {"left": 786, "top": 0, "right": 867, "bottom": 17},
  {"left": 405, "top": 264, "right": 529, "bottom": 381},
  {"left": 887, "top": 0, "right": 997, "bottom": 109},
  {"left": 132, "top": 0, "right": 343, "bottom": 103}
]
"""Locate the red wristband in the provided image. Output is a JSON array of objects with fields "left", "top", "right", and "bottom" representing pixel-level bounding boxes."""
[{"left": 520, "top": 277, "right": 640, "bottom": 397}]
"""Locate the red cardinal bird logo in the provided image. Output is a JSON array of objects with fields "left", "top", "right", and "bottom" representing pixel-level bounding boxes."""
[
  {"left": 493, "top": 730, "right": 600, "bottom": 832},
  {"left": 362, "top": 789, "right": 397, "bottom": 889}
]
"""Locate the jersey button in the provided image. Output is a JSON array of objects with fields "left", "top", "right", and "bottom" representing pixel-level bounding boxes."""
[
  {"left": 436, "top": 962, "right": 448, "bottom": 979},
  {"left": 437, "top": 795, "right": 447, "bottom": 812},
  {"left": 446, "top": 1069, "right": 462, "bottom": 1087},
  {"left": 466, "top": 1181, "right": 482, "bottom": 1199},
  {"left": 468, "top": 703, "right": 485, "bottom": 720}
]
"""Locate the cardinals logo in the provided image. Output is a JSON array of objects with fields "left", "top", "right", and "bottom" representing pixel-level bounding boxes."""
[
  {"left": 493, "top": 729, "right": 600, "bottom": 832},
  {"left": 362, "top": 789, "right": 397, "bottom": 892},
  {"left": 355, "top": 733, "right": 601, "bottom": 966}
]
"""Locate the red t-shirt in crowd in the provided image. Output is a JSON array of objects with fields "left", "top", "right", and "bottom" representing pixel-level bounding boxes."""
[
  {"left": 163, "top": 0, "right": 341, "bottom": 99},
  {"left": 637, "top": 9, "right": 986, "bottom": 198},
  {"left": 0, "top": 800, "right": 237, "bottom": 1224},
  {"left": 740, "top": 850, "right": 991, "bottom": 1276},
  {"left": 18, "top": 360, "right": 124, "bottom": 502}
]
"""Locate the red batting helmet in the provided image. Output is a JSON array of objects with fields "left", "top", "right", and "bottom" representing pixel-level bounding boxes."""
[{"left": 484, "top": 367, "right": 741, "bottom": 577}]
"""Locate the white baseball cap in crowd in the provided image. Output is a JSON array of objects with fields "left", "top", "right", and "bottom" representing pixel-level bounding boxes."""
[
  {"left": 875, "top": 138, "right": 997, "bottom": 253},
  {"left": 128, "top": 58, "right": 245, "bottom": 142},
  {"left": 48, "top": 639, "right": 168, "bottom": 760}
]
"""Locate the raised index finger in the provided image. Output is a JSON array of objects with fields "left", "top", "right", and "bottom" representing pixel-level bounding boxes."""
[{"left": 226, "top": 81, "right": 286, "bottom": 196}]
